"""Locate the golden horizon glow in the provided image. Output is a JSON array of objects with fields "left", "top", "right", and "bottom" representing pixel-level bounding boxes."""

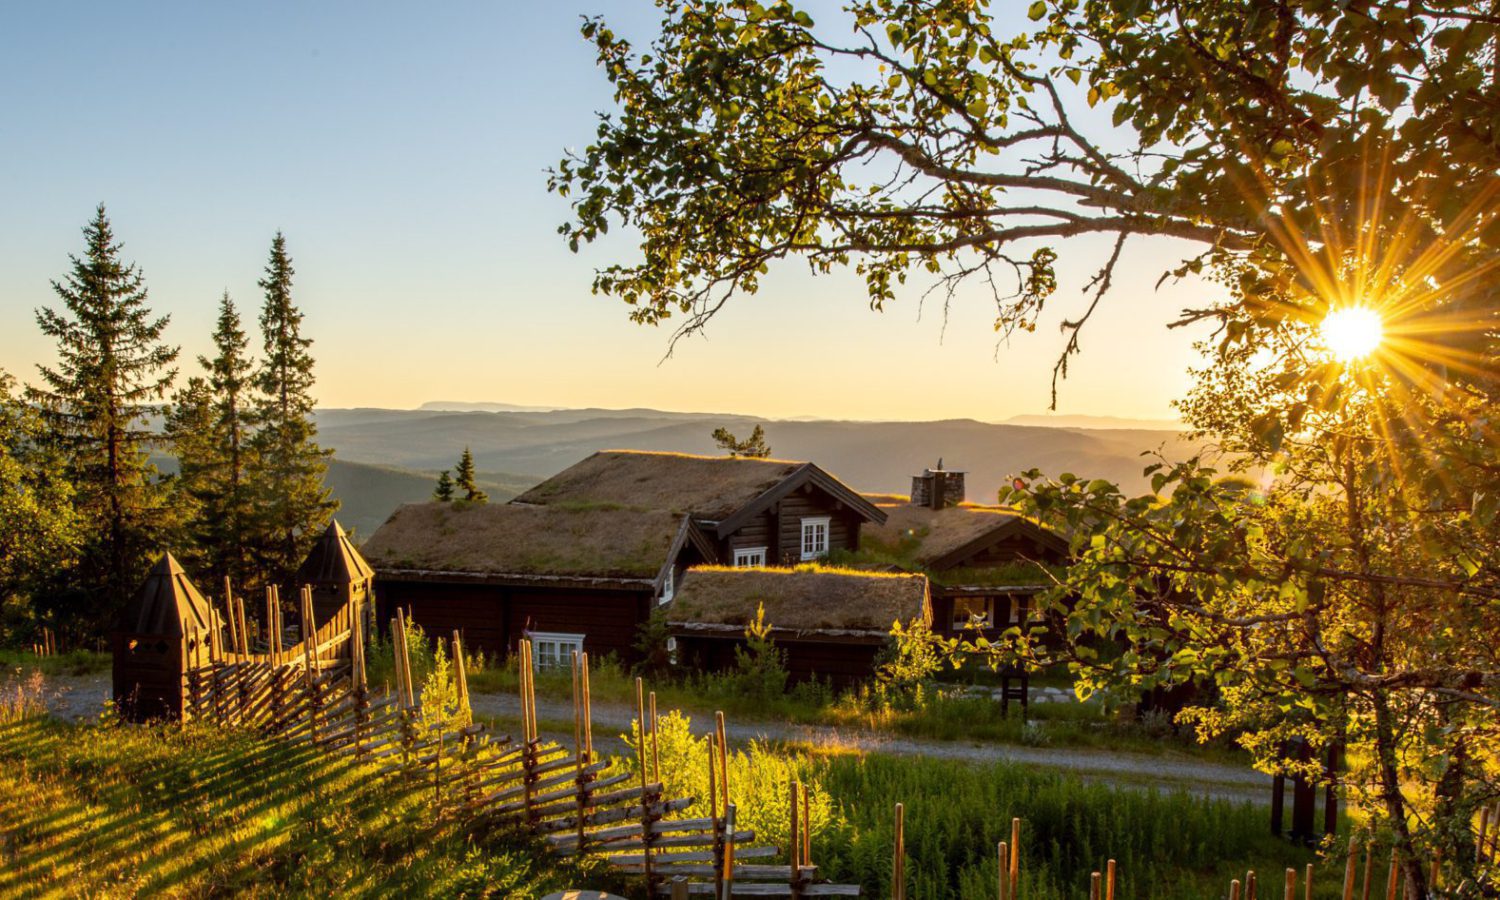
[{"left": 1321, "top": 306, "right": 1384, "bottom": 362}]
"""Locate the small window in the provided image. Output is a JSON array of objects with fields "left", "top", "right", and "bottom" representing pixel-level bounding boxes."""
[
  {"left": 952, "top": 596, "right": 992, "bottom": 630},
  {"left": 733, "top": 546, "right": 768, "bottom": 568},
  {"left": 529, "top": 631, "right": 584, "bottom": 669},
  {"left": 1008, "top": 595, "right": 1031, "bottom": 625},
  {"left": 800, "top": 517, "right": 830, "bottom": 560},
  {"left": 659, "top": 568, "right": 675, "bottom": 605}
]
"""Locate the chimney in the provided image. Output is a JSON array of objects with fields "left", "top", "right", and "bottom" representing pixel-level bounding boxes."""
[{"left": 910, "top": 459, "right": 965, "bottom": 510}]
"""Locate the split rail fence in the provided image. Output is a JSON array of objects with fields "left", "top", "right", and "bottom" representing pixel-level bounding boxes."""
[
  {"left": 177, "top": 586, "right": 1497, "bottom": 900},
  {"left": 182, "top": 589, "right": 861, "bottom": 898}
]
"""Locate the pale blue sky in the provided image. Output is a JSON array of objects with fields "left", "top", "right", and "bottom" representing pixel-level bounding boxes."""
[{"left": 0, "top": 1, "right": 1217, "bottom": 421}]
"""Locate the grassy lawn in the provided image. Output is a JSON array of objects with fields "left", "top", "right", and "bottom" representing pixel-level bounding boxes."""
[
  {"left": 0, "top": 648, "right": 111, "bottom": 677},
  {"left": 0, "top": 712, "right": 620, "bottom": 898}
]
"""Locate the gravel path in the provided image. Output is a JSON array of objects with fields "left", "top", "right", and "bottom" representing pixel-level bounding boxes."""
[
  {"left": 30, "top": 673, "right": 1273, "bottom": 805},
  {"left": 467, "top": 691, "right": 1274, "bottom": 805}
]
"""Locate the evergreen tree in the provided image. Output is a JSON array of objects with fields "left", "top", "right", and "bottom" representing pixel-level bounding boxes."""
[
  {"left": 453, "top": 447, "right": 487, "bottom": 503},
  {"left": 166, "top": 297, "right": 258, "bottom": 588},
  {"left": 248, "top": 233, "right": 335, "bottom": 586},
  {"left": 433, "top": 469, "right": 454, "bottom": 502},
  {"left": 30, "top": 205, "right": 178, "bottom": 633}
]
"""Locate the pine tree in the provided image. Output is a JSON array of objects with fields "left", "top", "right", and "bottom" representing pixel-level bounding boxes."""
[
  {"left": 248, "top": 233, "right": 336, "bottom": 586},
  {"left": 433, "top": 469, "right": 454, "bottom": 502},
  {"left": 30, "top": 205, "right": 178, "bottom": 633},
  {"left": 453, "top": 447, "right": 487, "bottom": 503}
]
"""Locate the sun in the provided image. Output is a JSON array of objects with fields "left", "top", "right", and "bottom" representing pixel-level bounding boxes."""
[{"left": 1321, "top": 306, "right": 1384, "bottom": 361}]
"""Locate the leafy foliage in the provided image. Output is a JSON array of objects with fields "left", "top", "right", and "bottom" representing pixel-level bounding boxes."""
[
  {"left": 728, "top": 602, "right": 790, "bottom": 702},
  {"left": 711, "top": 424, "right": 772, "bottom": 458},
  {"left": 432, "top": 468, "right": 454, "bottom": 502}
]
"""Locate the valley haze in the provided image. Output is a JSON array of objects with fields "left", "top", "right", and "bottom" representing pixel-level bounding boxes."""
[{"left": 318, "top": 403, "right": 1196, "bottom": 540}]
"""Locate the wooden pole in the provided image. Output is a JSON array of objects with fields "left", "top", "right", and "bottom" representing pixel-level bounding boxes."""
[
  {"left": 722, "top": 802, "right": 737, "bottom": 900},
  {"left": 716, "top": 710, "right": 730, "bottom": 813},
  {"left": 789, "top": 779, "right": 800, "bottom": 893},
  {"left": 803, "top": 779, "right": 812, "bottom": 869},
  {"left": 635, "top": 676, "right": 653, "bottom": 890},
  {"left": 1383, "top": 852, "right": 1398, "bottom": 900},
  {"left": 1090, "top": 871, "right": 1101, "bottom": 900},
  {"left": 1107, "top": 858, "right": 1117, "bottom": 900},
  {"left": 1305, "top": 863, "right": 1314, "bottom": 900},
  {"left": 1230, "top": 880, "right": 1242, "bottom": 900},
  {"left": 649, "top": 690, "right": 661, "bottom": 785},
  {"left": 1285, "top": 868, "right": 1297, "bottom": 900},
  {"left": 452, "top": 631, "right": 469, "bottom": 722},
  {"left": 581, "top": 651, "right": 593, "bottom": 760},
  {"left": 1480, "top": 807, "right": 1492, "bottom": 864},
  {"left": 1342, "top": 840, "right": 1359, "bottom": 900},
  {"left": 1247, "top": 870, "right": 1257, "bottom": 900},
  {"left": 997, "top": 842, "right": 1010, "bottom": 900},
  {"left": 892, "top": 802, "right": 905, "bottom": 900},
  {"left": 710, "top": 733, "right": 722, "bottom": 900},
  {"left": 1010, "top": 816, "right": 1021, "bottom": 892},
  {"left": 1360, "top": 841, "right": 1375, "bottom": 900}
]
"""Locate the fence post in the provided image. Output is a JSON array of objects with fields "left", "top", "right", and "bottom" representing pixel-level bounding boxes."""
[
  {"left": 998, "top": 842, "right": 1010, "bottom": 900},
  {"left": 892, "top": 802, "right": 905, "bottom": 900},
  {"left": 722, "top": 802, "right": 737, "bottom": 900},
  {"left": 635, "top": 676, "right": 654, "bottom": 892},
  {"left": 1107, "top": 858, "right": 1117, "bottom": 900}
]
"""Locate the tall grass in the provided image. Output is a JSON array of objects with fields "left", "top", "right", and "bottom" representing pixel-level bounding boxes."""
[
  {"left": 0, "top": 713, "right": 623, "bottom": 898},
  {"left": 809, "top": 753, "right": 1335, "bottom": 899},
  {"left": 0, "top": 647, "right": 111, "bottom": 677}
]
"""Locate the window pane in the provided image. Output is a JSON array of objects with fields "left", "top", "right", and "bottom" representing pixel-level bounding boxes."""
[{"left": 952, "top": 597, "right": 990, "bottom": 629}]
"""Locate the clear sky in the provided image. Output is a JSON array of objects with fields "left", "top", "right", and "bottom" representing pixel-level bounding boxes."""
[{"left": 0, "top": 1, "right": 1219, "bottom": 422}]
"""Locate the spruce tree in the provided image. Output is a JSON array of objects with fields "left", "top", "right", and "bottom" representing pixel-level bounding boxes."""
[
  {"left": 453, "top": 447, "right": 487, "bottom": 503},
  {"left": 167, "top": 295, "right": 258, "bottom": 587},
  {"left": 31, "top": 205, "right": 178, "bottom": 633},
  {"left": 248, "top": 233, "right": 335, "bottom": 585},
  {"left": 433, "top": 469, "right": 454, "bottom": 502}
]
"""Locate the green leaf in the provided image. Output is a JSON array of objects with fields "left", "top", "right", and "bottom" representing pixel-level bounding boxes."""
[{"left": 1027, "top": 1, "right": 1047, "bottom": 21}]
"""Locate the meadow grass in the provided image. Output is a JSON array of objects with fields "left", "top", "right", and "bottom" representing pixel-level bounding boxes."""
[
  {"left": 0, "top": 647, "right": 111, "bottom": 677},
  {"left": 0, "top": 712, "right": 622, "bottom": 898},
  {"left": 808, "top": 752, "right": 1338, "bottom": 900}
]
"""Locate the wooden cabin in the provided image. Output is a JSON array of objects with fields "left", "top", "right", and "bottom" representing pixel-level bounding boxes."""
[
  {"left": 296, "top": 520, "right": 376, "bottom": 626},
  {"left": 858, "top": 464, "right": 1071, "bottom": 642},
  {"left": 111, "top": 553, "right": 219, "bottom": 721},
  {"left": 365, "top": 450, "right": 887, "bottom": 665},
  {"left": 666, "top": 566, "right": 930, "bottom": 687}
]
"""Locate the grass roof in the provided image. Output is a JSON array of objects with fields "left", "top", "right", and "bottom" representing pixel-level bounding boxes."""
[
  {"left": 667, "top": 565, "right": 929, "bottom": 633},
  {"left": 863, "top": 502, "right": 1024, "bottom": 566},
  {"left": 513, "top": 450, "right": 804, "bottom": 519},
  {"left": 362, "top": 502, "right": 683, "bottom": 580}
]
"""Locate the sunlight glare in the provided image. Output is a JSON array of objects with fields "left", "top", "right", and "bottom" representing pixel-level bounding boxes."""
[{"left": 1321, "top": 306, "right": 1383, "bottom": 361}]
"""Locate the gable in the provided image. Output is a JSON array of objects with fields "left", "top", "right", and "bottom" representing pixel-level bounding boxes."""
[{"left": 928, "top": 518, "right": 1070, "bottom": 572}]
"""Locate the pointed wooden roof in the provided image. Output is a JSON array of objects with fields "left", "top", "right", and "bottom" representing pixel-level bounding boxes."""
[
  {"left": 120, "top": 553, "right": 215, "bottom": 635},
  {"left": 296, "top": 520, "right": 375, "bottom": 587}
]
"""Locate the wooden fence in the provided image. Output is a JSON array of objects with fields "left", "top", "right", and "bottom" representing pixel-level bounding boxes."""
[{"left": 183, "top": 594, "right": 861, "bottom": 898}]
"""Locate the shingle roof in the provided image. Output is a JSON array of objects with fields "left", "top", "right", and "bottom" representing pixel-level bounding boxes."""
[
  {"left": 119, "top": 553, "right": 216, "bottom": 636},
  {"left": 296, "top": 520, "right": 375, "bottom": 587},
  {"left": 362, "top": 501, "right": 688, "bottom": 581},
  {"left": 513, "top": 450, "right": 805, "bottom": 520},
  {"left": 666, "top": 565, "right": 930, "bottom": 633}
]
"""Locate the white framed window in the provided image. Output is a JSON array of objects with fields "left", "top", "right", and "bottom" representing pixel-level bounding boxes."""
[
  {"left": 529, "top": 631, "right": 584, "bottom": 669},
  {"left": 952, "top": 596, "right": 993, "bottom": 630},
  {"left": 800, "top": 517, "right": 830, "bottom": 560},
  {"left": 659, "top": 567, "right": 675, "bottom": 605},
  {"left": 733, "top": 546, "right": 768, "bottom": 568}
]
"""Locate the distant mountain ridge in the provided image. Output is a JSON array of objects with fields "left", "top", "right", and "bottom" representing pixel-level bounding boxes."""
[{"left": 312, "top": 406, "right": 1197, "bottom": 526}]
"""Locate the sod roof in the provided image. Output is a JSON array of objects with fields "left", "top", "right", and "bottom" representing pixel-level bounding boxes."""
[
  {"left": 513, "top": 450, "right": 805, "bottom": 520},
  {"left": 362, "top": 502, "right": 686, "bottom": 580},
  {"left": 863, "top": 502, "right": 1027, "bottom": 566},
  {"left": 666, "top": 565, "right": 930, "bottom": 633}
]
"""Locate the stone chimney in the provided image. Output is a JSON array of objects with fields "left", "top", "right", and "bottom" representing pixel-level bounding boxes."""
[{"left": 910, "top": 459, "right": 965, "bottom": 510}]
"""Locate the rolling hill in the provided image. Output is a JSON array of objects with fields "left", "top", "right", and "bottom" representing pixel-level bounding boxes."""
[{"left": 313, "top": 407, "right": 1202, "bottom": 521}]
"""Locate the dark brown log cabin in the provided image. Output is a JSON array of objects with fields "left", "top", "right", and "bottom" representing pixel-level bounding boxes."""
[
  {"left": 858, "top": 465, "right": 1071, "bottom": 642},
  {"left": 666, "top": 566, "right": 930, "bottom": 687},
  {"left": 364, "top": 450, "right": 886, "bottom": 667}
]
